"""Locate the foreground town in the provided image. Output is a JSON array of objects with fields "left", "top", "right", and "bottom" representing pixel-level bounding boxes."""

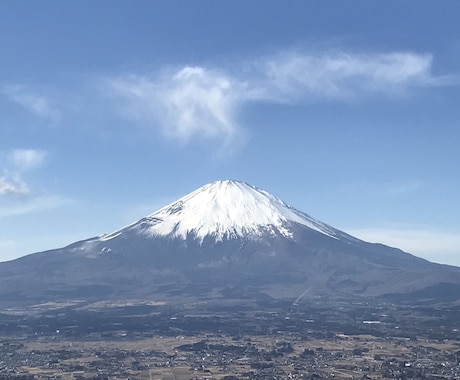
[{"left": 1, "top": 299, "right": 460, "bottom": 380}]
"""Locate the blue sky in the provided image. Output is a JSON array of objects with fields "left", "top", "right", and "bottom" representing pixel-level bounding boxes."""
[{"left": 1, "top": 1, "right": 460, "bottom": 265}]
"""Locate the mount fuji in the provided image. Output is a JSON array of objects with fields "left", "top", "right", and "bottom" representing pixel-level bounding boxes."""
[{"left": 1, "top": 180, "right": 460, "bottom": 305}]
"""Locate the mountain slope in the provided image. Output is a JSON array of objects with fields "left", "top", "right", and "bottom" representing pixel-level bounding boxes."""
[{"left": 1, "top": 180, "right": 459, "bottom": 305}]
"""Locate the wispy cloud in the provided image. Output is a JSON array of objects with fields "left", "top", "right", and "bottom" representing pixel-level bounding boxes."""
[
  {"left": 7, "top": 149, "right": 47, "bottom": 171},
  {"left": 0, "top": 150, "right": 72, "bottom": 230},
  {"left": 0, "top": 193, "right": 71, "bottom": 218},
  {"left": 108, "top": 66, "right": 250, "bottom": 147},
  {"left": 258, "top": 51, "right": 434, "bottom": 101},
  {"left": 0, "top": 149, "right": 47, "bottom": 198},
  {"left": 350, "top": 227, "right": 460, "bottom": 266},
  {"left": 1, "top": 84, "right": 61, "bottom": 123},
  {"left": 384, "top": 181, "right": 423, "bottom": 196},
  {"left": 338, "top": 180, "right": 424, "bottom": 198},
  {"left": 105, "top": 50, "right": 448, "bottom": 148}
]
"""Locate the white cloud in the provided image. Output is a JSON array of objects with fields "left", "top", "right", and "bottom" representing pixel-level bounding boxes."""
[
  {"left": 108, "top": 66, "right": 249, "bottom": 147},
  {"left": 8, "top": 149, "right": 47, "bottom": 171},
  {"left": 1, "top": 84, "right": 61, "bottom": 122},
  {"left": 0, "top": 149, "right": 47, "bottom": 198},
  {"left": 0, "top": 175, "right": 29, "bottom": 196},
  {"left": 350, "top": 227, "right": 460, "bottom": 266},
  {"left": 105, "top": 50, "right": 450, "bottom": 147},
  {"left": 162, "top": 67, "right": 243, "bottom": 142}
]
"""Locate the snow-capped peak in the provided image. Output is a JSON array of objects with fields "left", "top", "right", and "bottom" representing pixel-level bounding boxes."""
[{"left": 112, "top": 180, "right": 340, "bottom": 242}]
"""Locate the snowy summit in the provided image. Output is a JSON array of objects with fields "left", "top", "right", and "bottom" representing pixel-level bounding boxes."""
[{"left": 105, "top": 180, "right": 340, "bottom": 243}]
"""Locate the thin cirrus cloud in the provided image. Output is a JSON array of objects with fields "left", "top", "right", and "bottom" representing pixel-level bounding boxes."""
[
  {"left": 258, "top": 51, "right": 434, "bottom": 101},
  {"left": 1, "top": 84, "right": 61, "bottom": 123},
  {"left": 8, "top": 149, "right": 47, "bottom": 171},
  {"left": 384, "top": 181, "right": 423, "bottom": 196},
  {"left": 0, "top": 193, "right": 71, "bottom": 218},
  {"left": 105, "top": 50, "right": 445, "bottom": 147}
]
